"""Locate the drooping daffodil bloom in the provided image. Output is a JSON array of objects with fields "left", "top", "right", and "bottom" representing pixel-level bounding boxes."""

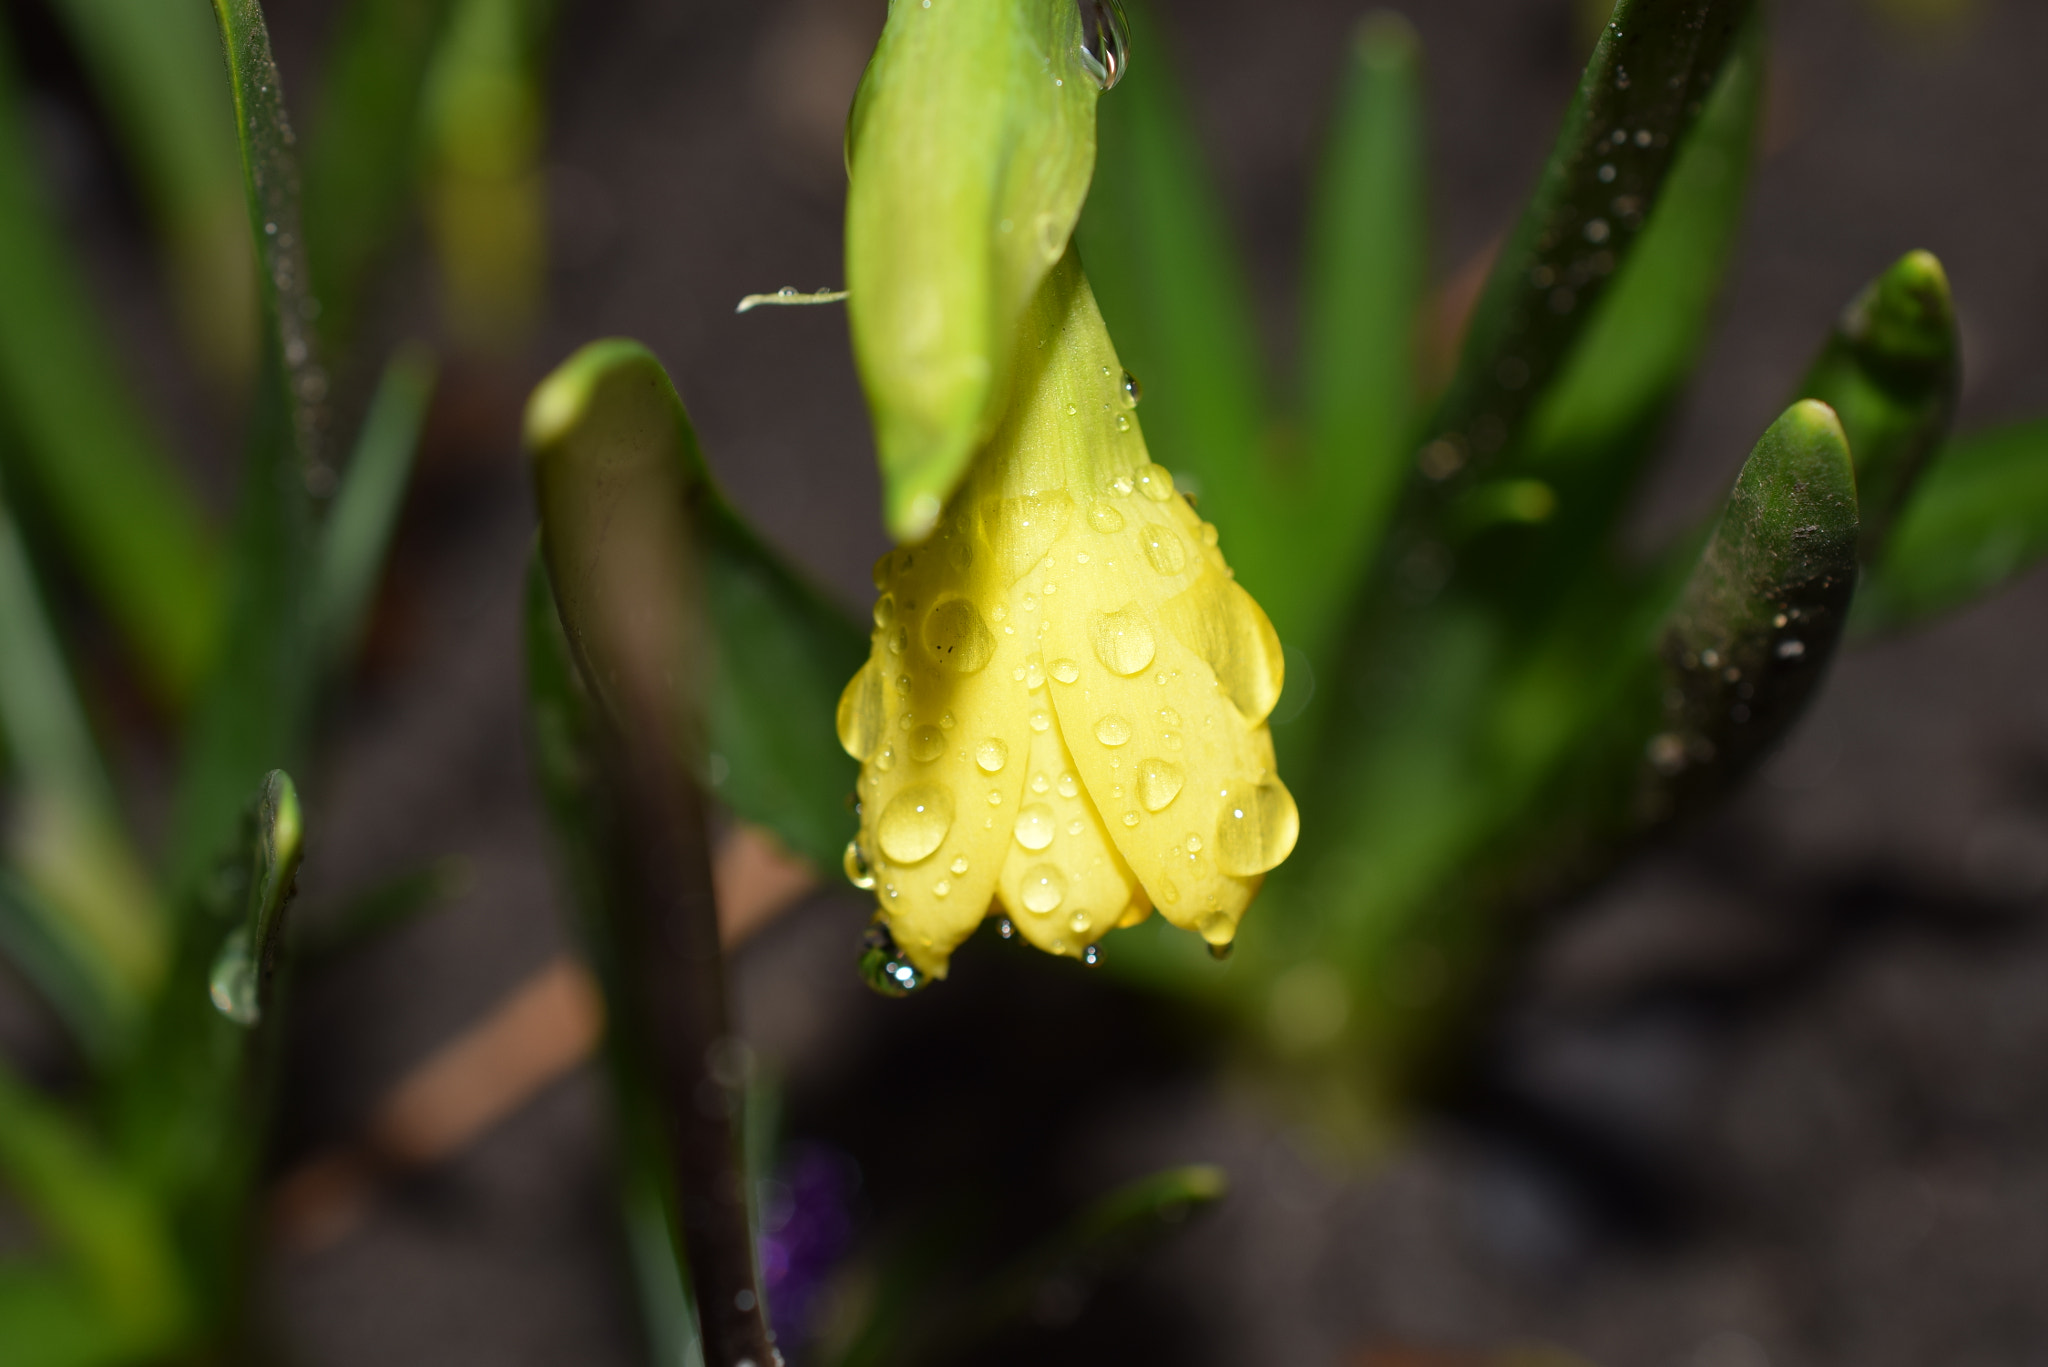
[{"left": 838, "top": 250, "right": 1299, "bottom": 978}]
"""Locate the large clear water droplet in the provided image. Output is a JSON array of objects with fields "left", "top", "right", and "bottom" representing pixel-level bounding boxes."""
[
  {"left": 878, "top": 784, "right": 954, "bottom": 864},
  {"left": 1013, "top": 803, "right": 1057, "bottom": 851},
  {"left": 1160, "top": 574, "right": 1285, "bottom": 724},
  {"left": 923, "top": 597, "right": 995, "bottom": 673},
  {"left": 1135, "top": 463, "right": 1174, "bottom": 502},
  {"left": 1076, "top": 0, "right": 1129, "bottom": 90},
  {"left": 910, "top": 725, "right": 945, "bottom": 762},
  {"left": 1021, "top": 865, "right": 1067, "bottom": 914},
  {"left": 859, "top": 920, "right": 927, "bottom": 997},
  {"left": 836, "top": 663, "right": 884, "bottom": 760},
  {"left": 1090, "top": 605, "right": 1156, "bottom": 676},
  {"left": 1214, "top": 773, "right": 1300, "bottom": 876},
  {"left": 975, "top": 738, "right": 1009, "bottom": 772},
  {"left": 1136, "top": 757, "right": 1184, "bottom": 811}
]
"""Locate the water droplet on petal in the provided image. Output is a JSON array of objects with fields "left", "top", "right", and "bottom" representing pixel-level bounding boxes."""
[
  {"left": 923, "top": 597, "right": 995, "bottom": 673},
  {"left": 843, "top": 839, "right": 877, "bottom": 890},
  {"left": 1014, "top": 803, "right": 1056, "bottom": 851},
  {"left": 1214, "top": 774, "right": 1300, "bottom": 876},
  {"left": 875, "top": 744, "right": 897, "bottom": 773},
  {"left": 1095, "top": 714, "right": 1132, "bottom": 746},
  {"left": 873, "top": 593, "right": 897, "bottom": 629},
  {"left": 1091, "top": 605, "right": 1156, "bottom": 675},
  {"left": 1160, "top": 574, "right": 1285, "bottom": 724},
  {"left": 1030, "top": 771, "right": 1050, "bottom": 794},
  {"left": 1135, "top": 462, "right": 1174, "bottom": 501},
  {"left": 1122, "top": 811, "right": 1139, "bottom": 827},
  {"left": 1137, "top": 758, "right": 1184, "bottom": 811},
  {"left": 975, "top": 738, "right": 1009, "bottom": 772},
  {"left": 1021, "top": 865, "right": 1066, "bottom": 914},
  {"left": 951, "top": 856, "right": 970, "bottom": 875},
  {"left": 1057, "top": 772, "right": 1078, "bottom": 798},
  {"left": 1069, "top": 911, "right": 1092, "bottom": 933},
  {"left": 836, "top": 664, "right": 885, "bottom": 759},
  {"left": 1122, "top": 369, "right": 1143, "bottom": 405},
  {"left": 1088, "top": 500, "right": 1125, "bottom": 533},
  {"left": 878, "top": 784, "right": 954, "bottom": 864},
  {"left": 909, "top": 725, "right": 944, "bottom": 762},
  {"left": 1050, "top": 658, "right": 1081, "bottom": 684},
  {"left": 1198, "top": 912, "right": 1235, "bottom": 947},
  {"left": 1142, "top": 526, "right": 1186, "bottom": 574},
  {"left": 1029, "top": 710, "right": 1051, "bottom": 732},
  {"left": 933, "top": 879, "right": 950, "bottom": 897},
  {"left": 1109, "top": 473, "right": 1134, "bottom": 496},
  {"left": 1076, "top": 0, "right": 1129, "bottom": 90},
  {"left": 1116, "top": 413, "right": 1131, "bottom": 432}
]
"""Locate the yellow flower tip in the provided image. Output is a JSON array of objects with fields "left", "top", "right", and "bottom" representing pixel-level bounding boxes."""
[{"left": 837, "top": 251, "right": 1298, "bottom": 980}]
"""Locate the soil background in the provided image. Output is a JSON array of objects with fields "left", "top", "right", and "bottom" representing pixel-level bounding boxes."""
[{"left": 6, "top": 0, "right": 2048, "bottom": 1364}]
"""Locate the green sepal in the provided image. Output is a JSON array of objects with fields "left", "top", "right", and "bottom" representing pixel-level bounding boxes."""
[
  {"left": 1856, "top": 420, "right": 2048, "bottom": 632},
  {"left": 1427, "top": 0, "right": 1754, "bottom": 483},
  {"left": 1796, "top": 249, "right": 1958, "bottom": 556},
  {"left": 1638, "top": 399, "right": 1859, "bottom": 825},
  {"left": 847, "top": 0, "right": 1104, "bottom": 540},
  {"left": 526, "top": 341, "right": 866, "bottom": 870}
]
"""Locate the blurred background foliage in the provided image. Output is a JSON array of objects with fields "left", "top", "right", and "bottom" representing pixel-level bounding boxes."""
[{"left": 0, "top": 0, "right": 2042, "bottom": 1364}]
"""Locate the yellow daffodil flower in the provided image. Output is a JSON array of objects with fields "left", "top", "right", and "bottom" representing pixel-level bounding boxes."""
[{"left": 838, "top": 249, "right": 1298, "bottom": 977}]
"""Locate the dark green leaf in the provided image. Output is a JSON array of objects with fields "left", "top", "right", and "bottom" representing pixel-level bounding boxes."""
[
  {"left": 1857, "top": 420, "right": 2048, "bottom": 631},
  {"left": 170, "top": 0, "right": 324, "bottom": 900},
  {"left": 526, "top": 340, "right": 865, "bottom": 870},
  {"left": 0, "top": 39, "right": 219, "bottom": 702},
  {"left": 1796, "top": 250, "right": 1958, "bottom": 556},
  {"left": 314, "top": 343, "right": 437, "bottom": 671},
  {"left": 1427, "top": 0, "right": 1754, "bottom": 483},
  {"left": 205, "top": 770, "right": 303, "bottom": 1027},
  {"left": 1638, "top": 399, "right": 1858, "bottom": 825}
]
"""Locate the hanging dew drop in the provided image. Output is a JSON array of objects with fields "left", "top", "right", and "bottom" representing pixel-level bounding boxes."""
[
  {"left": 998, "top": 917, "right": 1016, "bottom": 940},
  {"left": 1083, "top": 944, "right": 1100, "bottom": 965},
  {"left": 842, "top": 839, "right": 878, "bottom": 890},
  {"left": 1075, "top": 0, "right": 1129, "bottom": 90},
  {"left": 1214, "top": 773, "right": 1300, "bottom": 876},
  {"left": 1122, "top": 369, "right": 1143, "bottom": 406},
  {"left": 858, "top": 920, "right": 927, "bottom": 997}
]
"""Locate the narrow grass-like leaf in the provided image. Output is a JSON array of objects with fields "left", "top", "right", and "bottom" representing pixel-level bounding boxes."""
[
  {"left": 0, "top": 41, "right": 219, "bottom": 701},
  {"left": 1639, "top": 400, "right": 1858, "bottom": 825},
  {"left": 304, "top": 0, "right": 461, "bottom": 344},
  {"left": 0, "top": 1265, "right": 142, "bottom": 1367},
  {"left": 1075, "top": 0, "right": 1268, "bottom": 556},
  {"left": 0, "top": 488, "right": 161, "bottom": 1012},
  {"left": 171, "top": 0, "right": 324, "bottom": 899},
  {"left": 1521, "top": 7, "right": 1763, "bottom": 487},
  {"left": 527, "top": 341, "right": 865, "bottom": 870},
  {"left": 41, "top": 0, "right": 252, "bottom": 378},
  {"left": 1285, "top": 12, "right": 1426, "bottom": 673},
  {"left": 1857, "top": 420, "right": 2048, "bottom": 631},
  {"left": 314, "top": 344, "right": 437, "bottom": 671},
  {"left": 847, "top": 0, "right": 1106, "bottom": 539},
  {"left": 1427, "top": 0, "right": 1753, "bottom": 485},
  {"left": 1797, "top": 250, "right": 1957, "bottom": 556}
]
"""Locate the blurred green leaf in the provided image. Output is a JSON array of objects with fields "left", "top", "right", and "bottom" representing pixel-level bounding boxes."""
[
  {"left": 1639, "top": 399, "right": 1859, "bottom": 824},
  {"left": 170, "top": 0, "right": 325, "bottom": 900},
  {"left": 847, "top": 0, "right": 1106, "bottom": 539},
  {"left": 1797, "top": 249, "right": 1958, "bottom": 557},
  {"left": 1284, "top": 13, "right": 1427, "bottom": 674},
  {"left": 0, "top": 1062, "right": 188, "bottom": 1355},
  {"left": 1076, "top": 0, "right": 1268, "bottom": 553},
  {"left": 0, "top": 1265, "right": 139, "bottom": 1367},
  {"left": 1428, "top": 0, "right": 1754, "bottom": 484},
  {"left": 0, "top": 872, "right": 128, "bottom": 1062},
  {"left": 304, "top": 0, "right": 461, "bottom": 344},
  {"left": 1857, "top": 420, "right": 2048, "bottom": 631},
  {"left": 421, "top": 0, "right": 554, "bottom": 349},
  {"left": 526, "top": 340, "right": 864, "bottom": 871},
  {"left": 0, "top": 41, "right": 219, "bottom": 703},
  {"left": 296, "top": 856, "right": 467, "bottom": 966},
  {"left": 41, "top": 0, "right": 253, "bottom": 380},
  {"left": 314, "top": 343, "right": 437, "bottom": 671},
  {"left": 0, "top": 486, "right": 161, "bottom": 1020}
]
